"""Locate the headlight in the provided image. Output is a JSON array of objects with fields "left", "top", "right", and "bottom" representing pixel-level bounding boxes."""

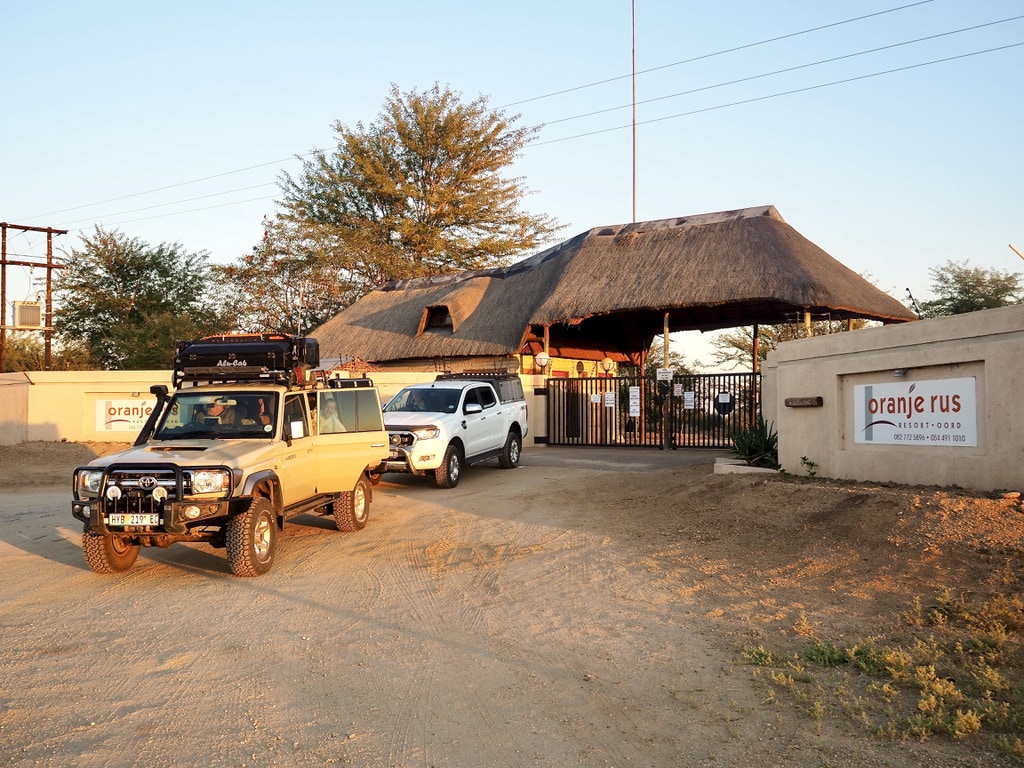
[
  {"left": 77, "top": 469, "right": 104, "bottom": 496},
  {"left": 192, "top": 470, "right": 230, "bottom": 495},
  {"left": 412, "top": 426, "right": 440, "bottom": 440}
]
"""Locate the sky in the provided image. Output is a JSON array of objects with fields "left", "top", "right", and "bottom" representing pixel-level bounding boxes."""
[{"left": 2, "top": 0, "right": 1022, "bottom": 367}]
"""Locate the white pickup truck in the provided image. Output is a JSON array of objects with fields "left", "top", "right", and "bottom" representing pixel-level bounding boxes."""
[{"left": 375, "top": 374, "right": 529, "bottom": 488}]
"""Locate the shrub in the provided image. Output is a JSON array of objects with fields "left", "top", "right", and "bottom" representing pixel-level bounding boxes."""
[{"left": 730, "top": 415, "right": 779, "bottom": 469}]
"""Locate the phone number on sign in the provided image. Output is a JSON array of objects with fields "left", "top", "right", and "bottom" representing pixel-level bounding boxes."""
[{"left": 891, "top": 433, "right": 968, "bottom": 443}]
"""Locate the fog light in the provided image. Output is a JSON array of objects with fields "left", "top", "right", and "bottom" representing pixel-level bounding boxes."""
[
  {"left": 184, "top": 505, "right": 202, "bottom": 519},
  {"left": 152, "top": 487, "right": 168, "bottom": 503},
  {"left": 105, "top": 486, "right": 122, "bottom": 500}
]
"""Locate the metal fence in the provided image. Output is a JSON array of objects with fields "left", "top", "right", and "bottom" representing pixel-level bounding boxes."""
[{"left": 544, "top": 373, "right": 761, "bottom": 449}]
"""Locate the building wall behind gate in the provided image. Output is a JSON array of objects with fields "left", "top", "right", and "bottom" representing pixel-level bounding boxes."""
[
  {"left": 0, "top": 369, "right": 551, "bottom": 447},
  {"left": 763, "top": 303, "right": 1024, "bottom": 492}
]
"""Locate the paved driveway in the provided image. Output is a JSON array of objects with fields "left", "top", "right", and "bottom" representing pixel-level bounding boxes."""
[{"left": 521, "top": 444, "right": 727, "bottom": 472}]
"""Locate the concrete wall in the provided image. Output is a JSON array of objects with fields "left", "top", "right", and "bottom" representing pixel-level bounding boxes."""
[
  {"left": 763, "top": 304, "right": 1024, "bottom": 492},
  {"left": 0, "top": 369, "right": 552, "bottom": 447}
]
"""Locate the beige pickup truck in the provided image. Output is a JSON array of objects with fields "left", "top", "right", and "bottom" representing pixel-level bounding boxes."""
[{"left": 71, "top": 334, "right": 389, "bottom": 577}]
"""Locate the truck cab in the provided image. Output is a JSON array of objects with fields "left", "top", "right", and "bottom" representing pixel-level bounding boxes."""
[
  {"left": 377, "top": 373, "right": 528, "bottom": 488},
  {"left": 71, "top": 334, "right": 389, "bottom": 577}
]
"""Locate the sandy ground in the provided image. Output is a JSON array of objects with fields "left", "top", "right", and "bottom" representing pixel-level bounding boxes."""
[{"left": 0, "top": 441, "right": 1021, "bottom": 767}]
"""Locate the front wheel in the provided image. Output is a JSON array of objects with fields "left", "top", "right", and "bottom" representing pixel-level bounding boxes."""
[
  {"left": 498, "top": 430, "right": 522, "bottom": 469},
  {"left": 334, "top": 476, "right": 371, "bottom": 531},
  {"left": 82, "top": 532, "right": 140, "bottom": 574},
  {"left": 226, "top": 496, "right": 277, "bottom": 577},
  {"left": 434, "top": 443, "right": 462, "bottom": 488}
]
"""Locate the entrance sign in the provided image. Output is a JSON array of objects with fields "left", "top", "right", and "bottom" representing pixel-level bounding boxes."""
[
  {"left": 96, "top": 399, "right": 153, "bottom": 433},
  {"left": 854, "top": 378, "right": 977, "bottom": 446}
]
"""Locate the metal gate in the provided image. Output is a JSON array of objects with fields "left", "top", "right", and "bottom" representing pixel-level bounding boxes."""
[{"left": 544, "top": 373, "right": 760, "bottom": 449}]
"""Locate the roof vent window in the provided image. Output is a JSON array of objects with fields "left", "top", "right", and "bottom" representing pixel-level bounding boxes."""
[{"left": 424, "top": 306, "right": 453, "bottom": 334}]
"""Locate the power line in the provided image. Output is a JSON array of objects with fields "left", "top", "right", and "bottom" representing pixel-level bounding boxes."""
[
  {"left": 20, "top": 1, "right": 940, "bottom": 225},
  {"left": 499, "top": 0, "right": 937, "bottom": 108},
  {"left": 17, "top": 2, "right": 1013, "bottom": 231},
  {"left": 25, "top": 156, "right": 306, "bottom": 219},
  {"left": 534, "top": 41, "right": 1024, "bottom": 146},
  {"left": 542, "top": 14, "right": 1024, "bottom": 127},
  {"left": 64, "top": 195, "right": 278, "bottom": 232},
  {"left": 58, "top": 183, "right": 278, "bottom": 226}
]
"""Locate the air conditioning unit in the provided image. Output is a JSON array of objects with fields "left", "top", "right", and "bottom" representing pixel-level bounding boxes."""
[{"left": 13, "top": 301, "right": 43, "bottom": 328}]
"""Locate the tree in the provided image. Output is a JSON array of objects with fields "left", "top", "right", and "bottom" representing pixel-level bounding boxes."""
[
  {"left": 710, "top": 320, "right": 869, "bottom": 371},
  {"left": 54, "top": 227, "right": 225, "bottom": 369},
  {"left": 917, "top": 260, "right": 1022, "bottom": 318},
  {"left": 276, "top": 83, "right": 561, "bottom": 290},
  {"left": 211, "top": 217, "right": 363, "bottom": 335},
  {"left": 1, "top": 331, "right": 90, "bottom": 372},
  {"left": 617, "top": 338, "right": 696, "bottom": 377}
]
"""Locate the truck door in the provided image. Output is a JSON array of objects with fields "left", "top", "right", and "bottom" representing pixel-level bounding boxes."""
[
  {"left": 315, "top": 388, "right": 388, "bottom": 493},
  {"left": 462, "top": 385, "right": 503, "bottom": 458},
  {"left": 278, "top": 393, "right": 318, "bottom": 502}
]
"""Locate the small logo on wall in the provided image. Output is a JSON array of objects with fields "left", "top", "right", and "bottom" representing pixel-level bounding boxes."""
[{"left": 97, "top": 400, "right": 153, "bottom": 432}]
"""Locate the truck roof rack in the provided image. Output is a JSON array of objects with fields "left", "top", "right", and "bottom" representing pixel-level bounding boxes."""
[
  {"left": 434, "top": 372, "right": 520, "bottom": 381},
  {"left": 174, "top": 334, "right": 320, "bottom": 388},
  {"left": 327, "top": 377, "right": 375, "bottom": 389}
]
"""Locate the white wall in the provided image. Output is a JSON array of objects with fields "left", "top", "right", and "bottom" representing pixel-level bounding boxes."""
[
  {"left": 763, "top": 304, "right": 1024, "bottom": 492},
  {"left": 0, "top": 370, "right": 551, "bottom": 447}
]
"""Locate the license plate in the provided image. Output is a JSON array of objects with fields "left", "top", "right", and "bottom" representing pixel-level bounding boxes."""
[{"left": 107, "top": 513, "right": 160, "bottom": 527}]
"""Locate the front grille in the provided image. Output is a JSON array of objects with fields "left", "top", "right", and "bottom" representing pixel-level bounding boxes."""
[{"left": 102, "top": 466, "right": 180, "bottom": 517}]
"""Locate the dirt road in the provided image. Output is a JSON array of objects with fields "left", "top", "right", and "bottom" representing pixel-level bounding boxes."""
[{"left": 0, "top": 442, "right": 1018, "bottom": 767}]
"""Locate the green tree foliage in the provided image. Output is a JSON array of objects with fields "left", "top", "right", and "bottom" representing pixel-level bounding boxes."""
[
  {"left": 2, "top": 331, "right": 90, "bottom": 372},
  {"left": 54, "top": 227, "right": 224, "bottom": 369},
  {"left": 276, "top": 83, "right": 561, "bottom": 291},
  {"left": 618, "top": 338, "right": 696, "bottom": 377},
  {"left": 917, "top": 260, "right": 1023, "bottom": 318},
  {"left": 711, "top": 320, "right": 868, "bottom": 371},
  {"left": 211, "top": 217, "right": 363, "bottom": 334}
]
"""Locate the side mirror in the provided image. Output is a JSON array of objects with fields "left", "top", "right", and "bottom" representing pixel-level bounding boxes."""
[{"left": 463, "top": 402, "right": 483, "bottom": 415}]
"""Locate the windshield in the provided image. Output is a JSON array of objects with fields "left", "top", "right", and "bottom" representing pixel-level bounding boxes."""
[
  {"left": 383, "top": 387, "right": 460, "bottom": 414},
  {"left": 154, "top": 391, "right": 278, "bottom": 440}
]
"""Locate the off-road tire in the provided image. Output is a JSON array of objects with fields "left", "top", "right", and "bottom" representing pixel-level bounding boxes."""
[
  {"left": 226, "top": 496, "right": 277, "bottom": 577},
  {"left": 498, "top": 429, "right": 522, "bottom": 469},
  {"left": 434, "top": 443, "right": 463, "bottom": 488},
  {"left": 334, "top": 476, "right": 371, "bottom": 532},
  {"left": 82, "top": 532, "right": 140, "bottom": 574}
]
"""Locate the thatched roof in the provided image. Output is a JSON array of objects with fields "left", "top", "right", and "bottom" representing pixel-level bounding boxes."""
[{"left": 313, "top": 205, "right": 917, "bottom": 364}]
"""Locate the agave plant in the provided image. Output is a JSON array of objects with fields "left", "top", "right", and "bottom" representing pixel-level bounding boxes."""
[{"left": 730, "top": 415, "right": 779, "bottom": 469}]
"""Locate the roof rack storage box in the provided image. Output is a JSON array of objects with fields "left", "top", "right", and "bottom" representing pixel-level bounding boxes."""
[{"left": 174, "top": 334, "right": 320, "bottom": 387}]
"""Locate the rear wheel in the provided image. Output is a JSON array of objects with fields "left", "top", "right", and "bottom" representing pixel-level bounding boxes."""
[
  {"left": 82, "top": 532, "right": 140, "bottom": 574},
  {"left": 226, "top": 496, "right": 277, "bottom": 577},
  {"left": 498, "top": 430, "right": 522, "bottom": 469},
  {"left": 334, "top": 476, "right": 371, "bottom": 531},
  {"left": 434, "top": 443, "right": 462, "bottom": 488}
]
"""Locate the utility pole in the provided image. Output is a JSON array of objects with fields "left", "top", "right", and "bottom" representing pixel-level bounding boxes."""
[{"left": 0, "top": 223, "right": 68, "bottom": 372}]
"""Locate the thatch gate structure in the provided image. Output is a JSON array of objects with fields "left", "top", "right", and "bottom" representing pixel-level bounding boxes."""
[{"left": 313, "top": 205, "right": 917, "bottom": 374}]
